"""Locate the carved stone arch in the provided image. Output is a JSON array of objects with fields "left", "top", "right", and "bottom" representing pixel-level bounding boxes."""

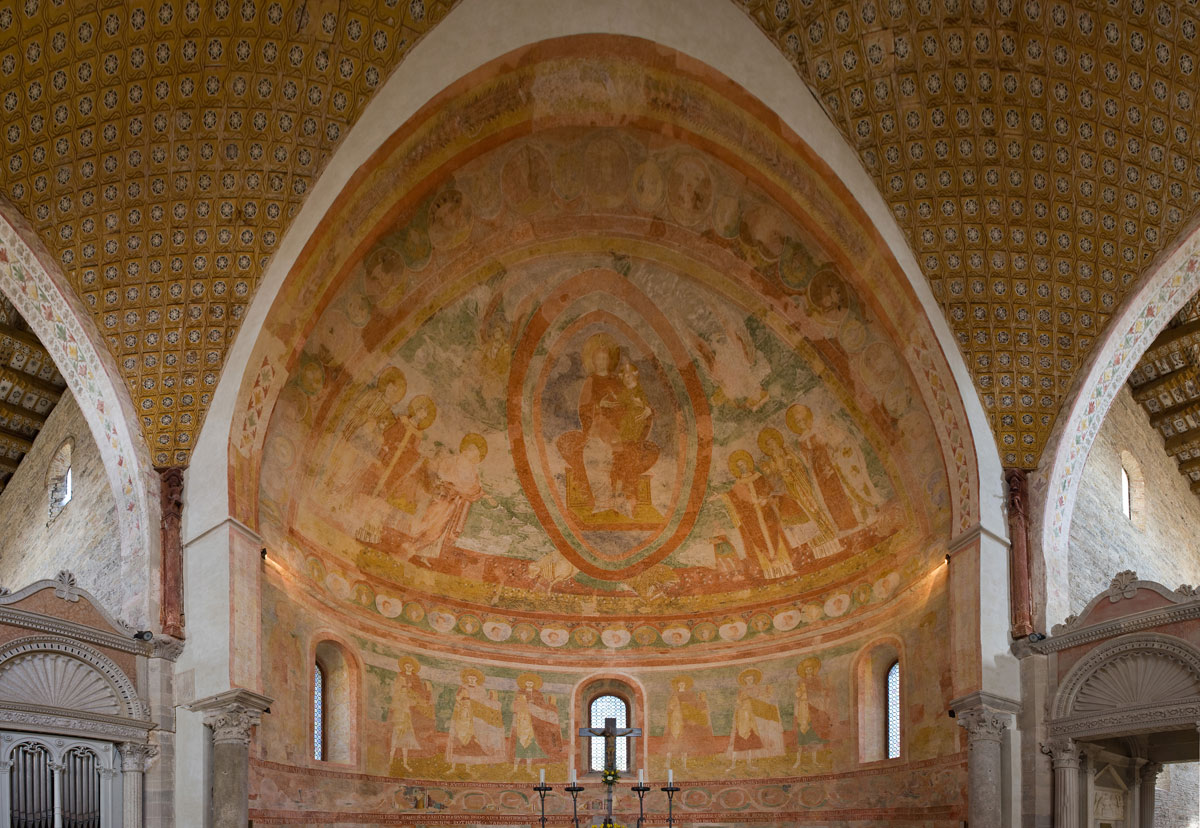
[
  {"left": 0, "top": 636, "right": 145, "bottom": 721},
  {"left": 1050, "top": 633, "right": 1200, "bottom": 736}
]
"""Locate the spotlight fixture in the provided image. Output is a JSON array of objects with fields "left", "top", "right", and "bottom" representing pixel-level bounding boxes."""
[
  {"left": 133, "top": 630, "right": 154, "bottom": 641},
  {"left": 260, "top": 548, "right": 268, "bottom": 560},
  {"left": 947, "top": 709, "right": 956, "bottom": 718},
  {"left": 1028, "top": 632, "right": 1046, "bottom": 642}
]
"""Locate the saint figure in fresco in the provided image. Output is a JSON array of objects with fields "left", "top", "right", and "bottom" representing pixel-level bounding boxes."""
[
  {"left": 757, "top": 427, "right": 840, "bottom": 561},
  {"left": 446, "top": 668, "right": 505, "bottom": 772},
  {"left": 792, "top": 657, "right": 831, "bottom": 770},
  {"left": 823, "top": 419, "right": 885, "bottom": 524},
  {"left": 665, "top": 675, "right": 713, "bottom": 770},
  {"left": 405, "top": 433, "right": 493, "bottom": 560},
  {"left": 786, "top": 404, "right": 860, "bottom": 532},
  {"left": 390, "top": 656, "right": 437, "bottom": 772},
  {"left": 719, "top": 451, "right": 796, "bottom": 579},
  {"left": 373, "top": 395, "right": 438, "bottom": 510},
  {"left": 727, "top": 668, "right": 785, "bottom": 769},
  {"left": 509, "top": 673, "right": 562, "bottom": 772},
  {"left": 556, "top": 333, "right": 660, "bottom": 521}
]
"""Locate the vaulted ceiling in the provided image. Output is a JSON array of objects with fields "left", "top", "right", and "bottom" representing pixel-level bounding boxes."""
[
  {"left": 1, "top": 0, "right": 1198, "bottom": 469},
  {"left": 0, "top": 296, "right": 67, "bottom": 490}
]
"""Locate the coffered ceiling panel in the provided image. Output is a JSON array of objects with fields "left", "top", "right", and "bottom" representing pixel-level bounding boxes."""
[
  {"left": 0, "top": 0, "right": 457, "bottom": 465},
  {"left": 740, "top": 0, "right": 1200, "bottom": 467}
]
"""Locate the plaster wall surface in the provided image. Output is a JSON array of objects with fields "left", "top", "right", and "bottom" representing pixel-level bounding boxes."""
[
  {"left": 0, "top": 392, "right": 122, "bottom": 608},
  {"left": 1157, "top": 762, "right": 1200, "bottom": 828},
  {"left": 1066, "top": 385, "right": 1200, "bottom": 613}
]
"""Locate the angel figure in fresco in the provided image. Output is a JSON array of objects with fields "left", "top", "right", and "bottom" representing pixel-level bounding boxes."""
[
  {"left": 447, "top": 668, "right": 505, "bottom": 772},
  {"left": 390, "top": 656, "right": 437, "bottom": 772},
  {"left": 509, "top": 673, "right": 563, "bottom": 773},
  {"left": 785, "top": 404, "right": 860, "bottom": 533},
  {"left": 727, "top": 668, "right": 785, "bottom": 769},
  {"left": 792, "top": 657, "right": 832, "bottom": 770},
  {"left": 556, "top": 333, "right": 660, "bottom": 521},
  {"left": 719, "top": 451, "right": 796, "bottom": 579},
  {"left": 344, "top": 367, "right": 408, "bottom": 450},
  {"left": 687, "top": 310, "right": 770, "bottom": 411},
  {"left": 757, "top": 427, "right": 840, "bottom": 561},
  {"left": 405, "top": 433, "right": 494, "bottom": 560},
  {"left": 665, "top": 675, "right": 713, "bottom": 770}
]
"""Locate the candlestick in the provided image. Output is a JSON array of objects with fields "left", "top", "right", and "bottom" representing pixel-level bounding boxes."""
[
  {"left": 540, "top": 768, "right": 545, "bottom": 785},
  {"left": 638, "top": 768, "right": 643, "bottom": 785},
  {"left": 668, "top": 767, "right": 673, "bottom": 785}
]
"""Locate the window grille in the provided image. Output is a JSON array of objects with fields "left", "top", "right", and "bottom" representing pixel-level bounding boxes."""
[
  {"left": 886, "top": 661, "right": 900, "bottom": 759},
  {"left": 314, "top": 661, "right": 326, "bottom": 761},
  {"left": 588, "top": 694, "right": 628, "bottom": 771}
]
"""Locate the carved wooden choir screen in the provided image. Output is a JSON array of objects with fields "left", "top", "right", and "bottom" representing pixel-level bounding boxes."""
[{"left": 0, "top": 734, "right": 120, "bottom": 828}]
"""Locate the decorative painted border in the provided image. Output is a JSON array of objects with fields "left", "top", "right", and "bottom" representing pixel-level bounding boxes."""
[
  {"left": 0, "top": 207, "right": 154, "bottom": 627},
  {"left": 1041, "top": 227, "right": 1200, "bottom": 625}
]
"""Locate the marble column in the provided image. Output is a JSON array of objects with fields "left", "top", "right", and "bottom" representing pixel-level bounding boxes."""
[
  {"left": 1042, "top": 738, "right": 1081, "bottom": 828},
  {"left": 191, "top": 689, "right": 272, "bottom": 828},
  {"left": 1139, "top": 762, "right": 1162, "bottom": 828},
  {"left": 117, "top": 742, "right": 156, "bottom": 828},
  {"left": 957, "top": 707, "right": 1010, "bottom": 828}
]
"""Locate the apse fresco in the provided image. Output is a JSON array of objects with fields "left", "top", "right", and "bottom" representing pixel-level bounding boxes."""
[
  {"left": 258, "top": 582, "right": 960, "bottom": 791},
  {"left": 256, "top": 124, "right": 949, "bottom": 635}
]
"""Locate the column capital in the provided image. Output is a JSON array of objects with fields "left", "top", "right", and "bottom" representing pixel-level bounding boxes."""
[
  {"left": 1140, "top": 761, "right": 1164, "bottom": 782},
  {"left": 1040, "top": 737, "right": 1080, "bottom": 770},
  {"left": 957, "top": 707, "right": 1010, "bottom": 743},
  {"left": 118, "top": 742, "right": 158, "bottom": 772},
  {"left": 189, "top": 688, "right": 272, "bottom": 747}
]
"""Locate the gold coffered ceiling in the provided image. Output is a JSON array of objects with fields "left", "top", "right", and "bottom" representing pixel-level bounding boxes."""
[
  {"left": 0, "top": 0, "right": 456, "bottom": 465},
  {"left": 3, "top": 0, "right": 1200, "bottom": 469},
  {"left": 741, "top": 0, "right": 1200, "bottom": 467}
]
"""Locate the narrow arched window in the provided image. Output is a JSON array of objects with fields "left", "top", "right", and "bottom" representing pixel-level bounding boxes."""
[
  {"left": 588, "top": 694, "right": 629, "bottom": 772},
  {"left": 886, "top": 661, "right": 901, "bottom": 759},
  {"left": 1120, "top": 465, "right": 1131, "bottom": 519},
  {"left": 46, "top": 438, "right": 73, "bottom": 522},
  {"left": 313, "top": 660, "right": 326, "bottom": 761}
]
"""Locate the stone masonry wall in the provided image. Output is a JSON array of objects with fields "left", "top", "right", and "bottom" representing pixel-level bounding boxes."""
[
  {"left": 1067, "top": 385, "right": 1200, "bottom": 612},
  {"left": 0, "top": 391, "right": 122, "bottom": 611},
  {"left": 1156, "top": 762, "right": 1199, "bottom": 828}
]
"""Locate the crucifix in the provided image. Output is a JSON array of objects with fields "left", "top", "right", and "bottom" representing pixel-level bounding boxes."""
[{"left": 579, "top": 717, "right": 642, "bottom": 774}]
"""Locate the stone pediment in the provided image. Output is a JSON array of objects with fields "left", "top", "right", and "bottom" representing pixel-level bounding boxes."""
[
  {"left": 1048, "top": 571, "right": 1200, "bottom": 639},
  {"left": 0, "top": 571, "right": 134, "bottom": 639}
]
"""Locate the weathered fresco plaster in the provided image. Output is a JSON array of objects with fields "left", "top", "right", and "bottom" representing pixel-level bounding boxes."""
[{"left": 241, "top": 37, "right": 971, "bottom": 826}]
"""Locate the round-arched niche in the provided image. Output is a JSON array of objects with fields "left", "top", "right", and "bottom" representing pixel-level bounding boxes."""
[{"left": 242, "top": 36, "right": 968, "bottom": 664}]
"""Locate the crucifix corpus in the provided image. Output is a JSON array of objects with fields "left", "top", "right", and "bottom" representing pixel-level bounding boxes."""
[{"left": 579, "top": 717, "right": 642, "bottom": 774}]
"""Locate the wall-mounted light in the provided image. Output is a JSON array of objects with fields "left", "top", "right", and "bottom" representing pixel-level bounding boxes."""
[
  {"left": 133, "top": 630, "right": 153, "bottom": 641},
  {"left": 260, "top": 548, "right": 268, "bottom": 561},
  {"left": 1028, "top": 632, "right": 1046, "bottom": 642}
]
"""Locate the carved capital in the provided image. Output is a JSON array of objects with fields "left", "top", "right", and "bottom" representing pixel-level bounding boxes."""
[
  {"left": 118, "top": 742, "right": 157, "bottom": 772},
  {"left": 957, "top": 708, "right": 1010, "bottom": 743},
  {"left": 1041, "top": 738, "right": 1080, "bottom": 770},
  {"left": 203, "top": 707, "right": 263, "bottom": 746},
  {"left": 150, "top": 636, "right": 185, "bottom": 661},
  {"left": 1140, "top": 761, "right": 1164, "bottom": 783}
]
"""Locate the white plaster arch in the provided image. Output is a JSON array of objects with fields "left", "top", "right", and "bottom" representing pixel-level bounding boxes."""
[
  {"left": 1038, "top": 225, "right": 1200, "bottom": 628},
  {"left": 188, "top": 0, "right": 1006, "bottom": 545},
  {"left": 0, "top": 204, "right": 157, "bottom": 628}
]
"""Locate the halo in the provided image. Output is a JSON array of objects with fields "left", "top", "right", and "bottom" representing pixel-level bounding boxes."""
[
  {"left": 796, "top": 657, "right": 821, "bottom": 675},
  {"left": 407, "top": 395, "right": 437, "bottom": 429},
  {"left": 671, "top": 675, "right": 694, "bottom": 691},
  {"left": 582, "top": 332, "right": 620, "bottom": 373},
  {"left": 515, "top": 672, "right": 543, "bottom": 690},
  {"left": 377, "top": 366, "right": 407, "bottom": 397},
  {"left": 728, "top": 449, "right": 755, "bottom": 477},
  {"left": 461, "top": 667, "right": 485, "bottom": 685},
  {"left": 738, "top": 667, "right": 763, "bottom": 686},
  {"left": 460, "top": 432, "right": 488, "bottom": 460},
  {"left": 785, "top": 404, "right": 813, "bottom": 436},
  {"left": 757, "top": 427, "right": 784, "bottom": 455},
  {"left": 397, "top": 655, "right": 420, "bottom": 674}
]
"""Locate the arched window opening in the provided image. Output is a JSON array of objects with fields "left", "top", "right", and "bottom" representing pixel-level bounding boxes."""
[
  {"left": 577, "top": 678, "right": 640, "bottom": 777},
  {"left": 856, "top": 640, "right": 902, "bottom": 763},
  {"left": 588, "top": 694, "right": 630, "bottom": 772},
  {"left": 46, "top": 438, "right": 74, "bottom": 522},
  {"left": 1118, "top": 450, "right": 1145, "bottom": 528},
  {"left": 313, "top": 640, "right": 357, "bottom": 765},
  {"left": 886, "top": 661, "right": 901, "bottom": 759},
  {"left": 313, "top": 660, "right": 326, "bottom": 761}
]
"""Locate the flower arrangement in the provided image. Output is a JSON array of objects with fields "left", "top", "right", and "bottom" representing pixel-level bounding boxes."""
[
  {"left": 599, "top": 820, "right": 626, "bottom": 828},
  {"left": 600, "top": 768, "right": 620, "bottom": 785}
]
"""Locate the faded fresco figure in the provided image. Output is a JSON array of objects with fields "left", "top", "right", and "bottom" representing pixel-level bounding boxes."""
[
  {"left": 406, "top": 433, "right": 493, "bottom": 560},
  {"left": 757, "top": 427, "right": 840, "bottom": 560},
  {"left": 665, "top": 675, "right": 713, "bottom": 770},
  {"left": 823, "top": 419, "right": 885, "bottom": 524},
  {"left": 557, "top": 333, "right": 660, "bottom": 521},
  {"left": 447, "top": 668, "right": 505, "bottom": 772},
  {"left": 688, "top": 312, "right": 770, "bottom": 411},
  {"left": 727, "top": 668, "right": 785, "bottom": 769},
  {"left": 374, "top": 395, "right": 438, "bottom": 506},
  {"left": 720, "top": 451, "right": 796, "bottom": 579},
  {"left": 786, "top": 404, "right": 860, "bottom": 532},
  {"left": 792, "top": 657, "right": 831, "bottom": 770},
  {"left": 509, "top": 673, "right": 562, "bottom": 772},
  {"left": 389, "top": 656, "right": 437, "bottom": 772}
]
